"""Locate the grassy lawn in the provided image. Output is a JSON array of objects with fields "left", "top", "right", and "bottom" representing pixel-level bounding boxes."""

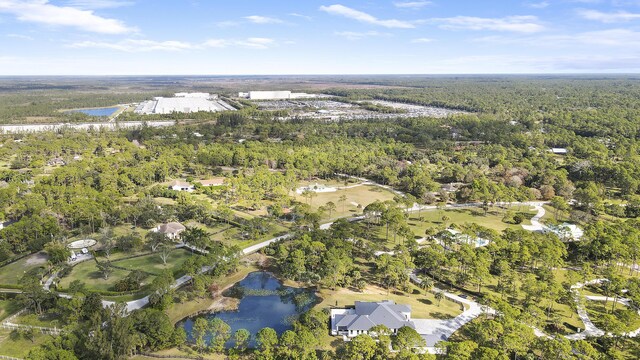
[
  {"left": 0, "top": 329, "right": 52, "bottom": 358},
  {"left": 12, "top": 312, "right": 64, "bottom": 328},
  {"left": 112, "top": 249, "right": 196, "bottom": 276},
  {"left": 407, "top": 206, "right": 537, "bottom": 235},
  {"left": 296, "top": 184, "right": 397, "bottom": 221},
  {"left": 315, "top": 283, "right": 464, "bottom": 320},
  {"left": 57, "top": 260, "right": 133, "bottom": 292},
  {"left": 0, "top": 253, "right": 49, "bottom": 286},
  {"left": 0, "top": 299, "right": 21, "bottom": 322},
  {"left": 585, "top": 300, "right": 640, "bottom": 333}
]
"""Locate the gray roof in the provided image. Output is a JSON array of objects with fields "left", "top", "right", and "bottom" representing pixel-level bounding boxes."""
[{"left": 335, "top": 301, "right": 414, "bottom": 331}]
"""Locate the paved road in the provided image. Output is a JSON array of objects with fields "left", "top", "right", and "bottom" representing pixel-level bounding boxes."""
[
  {"left": 409, "top": 271, "right": 495, "bottom": 353},
  {"left": 522, "top": 202, "right": 547, "bottom": 232}
]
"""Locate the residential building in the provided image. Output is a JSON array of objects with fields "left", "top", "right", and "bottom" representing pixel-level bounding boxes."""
[
  {"left": 153, "top": 222, "right": 186, "bottom": 240},
  {"left": 330, "top": 300, "right": 415, "bottom": 338},
  {"left": 168, "top": 180, "right": 194, "bottom": 192}
]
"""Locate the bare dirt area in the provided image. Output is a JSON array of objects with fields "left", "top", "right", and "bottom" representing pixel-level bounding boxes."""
[{"left": 24, "top": 252, "right": 48, "bottom": 266}]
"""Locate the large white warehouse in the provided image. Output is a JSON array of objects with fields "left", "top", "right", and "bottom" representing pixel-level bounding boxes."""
[
  {"left": 135, "top": 93, "right": 234, "bottom": 115},
  {"left": 239, "top": 91, "right": 319, "bottom": 100}
]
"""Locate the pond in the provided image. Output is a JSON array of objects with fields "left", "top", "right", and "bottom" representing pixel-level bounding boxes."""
[
  {"left": 179, "top": 271, "right": 318, "bottom": 348},
  {"left": 66, "top": 107, "right": 120, "bottom": 117}
]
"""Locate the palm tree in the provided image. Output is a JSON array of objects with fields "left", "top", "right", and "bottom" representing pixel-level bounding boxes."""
[
  {"left": 339, "top": 194, "right": 348, "bottom": 213},
  {"left": 419, "top": 276, "right": 434, "bottom": 293},
  {"left": 435, "top": 290, "right": 444, "bottom": 306}
]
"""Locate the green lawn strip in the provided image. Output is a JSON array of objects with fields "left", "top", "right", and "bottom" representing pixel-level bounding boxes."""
[
  {"left": 0, "top": 329, "right": 52, "bottom": 358},
  {"left": 11, "top": 312, "right": 64, "bottom": 328}
]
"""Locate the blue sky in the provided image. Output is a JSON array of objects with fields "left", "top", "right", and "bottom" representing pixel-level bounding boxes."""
[{"left": 1, "top": 0, "right": 640, "bottom": 74}]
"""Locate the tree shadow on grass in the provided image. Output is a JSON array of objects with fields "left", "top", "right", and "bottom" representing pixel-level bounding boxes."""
[
  {"left": 419, "top": 298, "right": 434, "bottom": 306},
  {"left": 429, "top": 311, "right": 455, "bottom": 320}
]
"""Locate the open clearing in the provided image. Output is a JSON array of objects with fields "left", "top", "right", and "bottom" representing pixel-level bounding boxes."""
[
  {"left": 296, "top": 183, "right": 396, "bottom": 220},
  {"left": 0, "top": 253, "right": 48, "bottom": 286}
]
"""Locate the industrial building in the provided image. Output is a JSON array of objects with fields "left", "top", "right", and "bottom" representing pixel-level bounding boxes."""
[
  {"left": 135, "top": 93, "right": 234, "bottom": 115},
  {"left": 238, "top": 91, "right": 319, "bottom": 100}
]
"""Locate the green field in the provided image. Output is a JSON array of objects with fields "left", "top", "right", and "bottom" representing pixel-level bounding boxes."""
[
  {"left": 0, "top": 253, "right": 49, "bottom": 286},
  {"left": 0, "top": 299, "right": 21, "bottom": 322},
  {"left": 296, "top": 183, "right": 397, "bottom": 221},
  {"left": 58, "top": 249, "right": 197, "bottom": 292},
  {"left": 0, "top": 329, "right": 52, "bottom": 358},
  {"left": 57, "top": 260, "right": 133, "bottom": 292},
  {"left": 112, "top": 249, "right": 195, "bottom": 276}
]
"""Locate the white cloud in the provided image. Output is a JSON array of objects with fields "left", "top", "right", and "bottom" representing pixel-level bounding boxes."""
[
  {"left": 319, "top": 4, "right": 415, "bottom": 28},
  {"left": 524, "top": 1, "right": 550, "bottom": 9},
  {"left": 411, "top": 37, "right": 434, "bottom": 43},
  {"left": 6, "top": 33, "right": 34, "bottom": 40},
  {"left": 475, "top": 28, "right": 640, "bottom": 47},
  {"left": 64, "top": 0, "right": 133, "bottom": 9},
  {"left": 577, "top": 9, "right": 640, "bottom": 23},
  {"left": 69, "top": 37, "right": 276, "bottom": 52},
  {"left": 289, "top": 13, "right": 312, "bottom": 21},
  {"left": 244, "top": 15, "right": 283, "bottom": 24},
  {"left": 0, "top": 0, "right": 135, "bottom": 34},
  {"left": 394, "top": 1, "right": 432, "bottom": 9},
  {"left": 433, "top": 15, "right": 545, "bottom": 33},
  {"left": 236, "top": 37, "right": 275, "bottom": 49},
  {"left": 334, "top": 31, "right": 390, "bottom": 40}
]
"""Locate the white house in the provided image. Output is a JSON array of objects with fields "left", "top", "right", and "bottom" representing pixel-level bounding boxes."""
[
  {"left": 550, "top": 148, "right": 568, "bottom": 155},
  {"left": 153, "top": 222, "right": 186, "bottom": 240},
  {"left": 330, "top": 301, "right": 414, "bottom": 338},
  {"left": 168, "top": 180, "right": 194, "bottom": 192}
]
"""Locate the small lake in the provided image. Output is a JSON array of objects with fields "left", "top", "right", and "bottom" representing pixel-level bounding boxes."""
[
  {"left": 179, "top": 271, "right": 318, "bottom": 348},
  {"left": 66, "top": 107, "right": 120, "bottom": 117}
]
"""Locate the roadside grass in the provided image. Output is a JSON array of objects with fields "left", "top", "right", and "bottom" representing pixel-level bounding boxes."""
[
  {"left": 0, "top": 253, "right": 49, "bottom": 285},
  {"left": 0, "top": 329, "right": 52, "bottom": 358},
  {"left": 585, "top": 300, "right": 640, "bottom": 333},
  {"left": 296, "top": 184, "right": 397, "bottom": 221}
]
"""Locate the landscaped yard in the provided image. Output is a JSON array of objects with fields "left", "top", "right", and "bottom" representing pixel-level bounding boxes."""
[
  {"left": 112, "top": 249, "right": 195, "bottom": 276},
  {"left": 315, "top": 283, "right": 464, "bottom": 320},
  {"left": 57, "top": 260, "right": 133, "bottom": 292}
]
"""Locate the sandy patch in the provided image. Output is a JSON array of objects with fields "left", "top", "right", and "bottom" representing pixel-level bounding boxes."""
[{"left": 24, "top": 252, "right": 48, "bottom": 266}]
